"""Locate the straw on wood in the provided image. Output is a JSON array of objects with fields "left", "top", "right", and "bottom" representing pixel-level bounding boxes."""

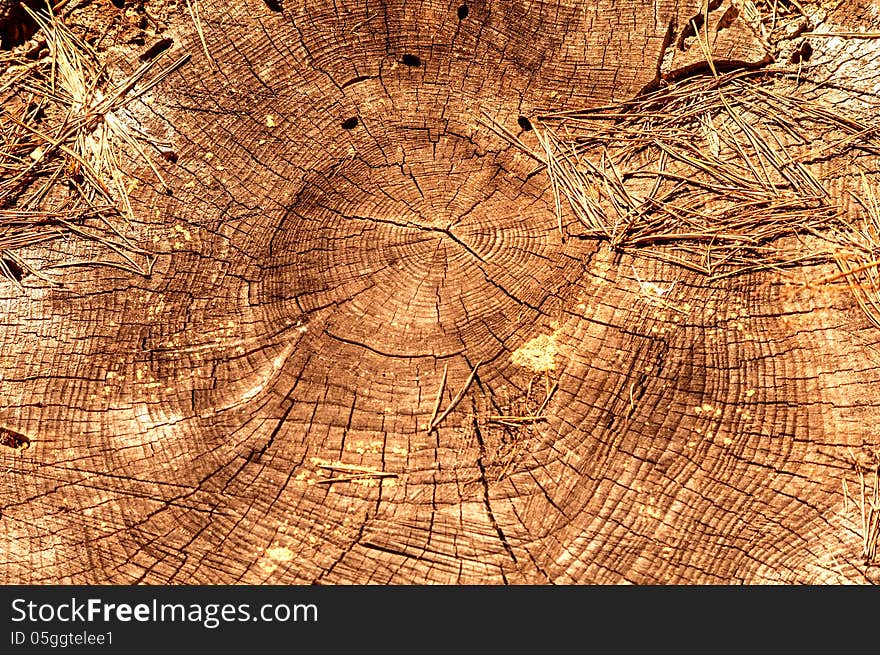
[
  {"left": 483, "top": 23, "right": 880, "bottom": 327},
  {"left": 518, "top": 68, "right": 880, "bottom": 279},
  {"left": 0, "top": 4, "right": 188, "bottom": 284}
]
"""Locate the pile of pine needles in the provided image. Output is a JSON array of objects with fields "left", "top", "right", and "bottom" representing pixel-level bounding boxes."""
[
  {"left": 482, "top": 47, "right": 880, "bottom": 327},
  {"left": 527, "top": 69, "right": 880, "bottom": 279},
  {"left": 0, "top": 5, "right": 188, "bottom": 285},
  {"left": 830, "top": 175, "right": 880, "bottom": 328}
]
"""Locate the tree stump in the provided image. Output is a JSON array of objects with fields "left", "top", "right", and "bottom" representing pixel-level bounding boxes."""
[{"left": 1, "top": 0, "right": 879, "bottom": 584}]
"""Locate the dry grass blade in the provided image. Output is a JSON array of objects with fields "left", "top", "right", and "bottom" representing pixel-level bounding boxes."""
[
  {"left": 186, "top": 0, "right": 216, "bottom": 70},
  {"left": 487, "top": 415, "right": 547, "bottom": 425},
  {"left": 803, "top": 31, "right": 880, "bottom": 39},
  {"left": 315, "top": 463, "right": 398, "bottom": 484},
  {"left": 426, "top": 362, "right": 448, "bottom": 432},
  {"left": 843, "top": 456, "right": 880, "bottom": 565},
  {"left": 428, "top": 361, "right": 482, "bottom": 432},
  {"left": 536, "top": 380, "right": 558, "bottom": 416}
]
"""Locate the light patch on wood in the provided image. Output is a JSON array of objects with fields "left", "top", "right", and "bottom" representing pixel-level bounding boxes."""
[
  {"left": 511, "top": 333, "right": 558, "bottom": 373},
  {"left": 199, "top": 343, "right": 295, "bottom": 416},
  {"left": 258, "top": 545, "right": 294, "bottom": 574},
  {"left": 240, "top": 384, "right": 264, "bottom": 402},
  {"left": 351, "top": 439, "right": 385, "bottom": 455},
  {"left": 266, "top": 546, "right": 293, "bottom": 562},
  {"left": 173, "top": 224, "right": 192, "bottom": 241}
]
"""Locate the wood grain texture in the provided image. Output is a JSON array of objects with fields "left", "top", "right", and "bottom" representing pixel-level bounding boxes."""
[{"left": 1, "top": 0, "right": 879, "bottom": 584}]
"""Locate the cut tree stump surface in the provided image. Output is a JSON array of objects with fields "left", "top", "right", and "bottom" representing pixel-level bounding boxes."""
[{"left": 1, "top": 0, "right": 879, "bottom": 584}]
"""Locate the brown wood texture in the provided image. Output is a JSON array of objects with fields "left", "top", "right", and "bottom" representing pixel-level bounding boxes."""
[{"left": 1, "top": 0, "right": 879, "bottom": 584}]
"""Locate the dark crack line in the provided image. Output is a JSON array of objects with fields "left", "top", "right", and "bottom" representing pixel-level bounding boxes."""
[
  {"left": 471, "top": 410, "right": 517, "bottom": 574},
  {"left": 323, "top": 329, "right": 451, "bottom": 359},
  {"left": 245, "top": 353, "right": 311, "bottom": 465}
]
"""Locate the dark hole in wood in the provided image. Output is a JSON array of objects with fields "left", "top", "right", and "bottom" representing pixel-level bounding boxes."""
[
  {"left": 518, "top": 115, "right": 533, "bottom": 131},
  {"left": 129, "top": 34, "right": 146, "bottom": 46},
  {"left": 402, "top": 54, "right": 421, "bottom": 67},
  {"left": 457, "top": 5, "right": 469, "bottom": 20},
  {"left": 139, "top": 37, "right": 173, "bottom": 62},
  {"left": 137, "top": 16, "right": 148, "bottom": 30},
  {"left": 110, "top": 0, "right": 126, "bottom": 9},
  {"left": 26, "top": 103, "right": 44, "bottom": 123},
  {"left": 790, "top": 41, "right": 813, "bottom": 64},
  {"left": 0, "top": 426, "right": 29, "bottom": 450},
  {"left": 678, "top": 15, "right": 705, "bottom": 50},
  {"left": 801, "top": 41, "right": 814, "bottom": 61},
  {"left": 0, "top": 258, "right": 24, "bottom": 283},
  {"left": 23, "top": 42, "right": 47, "bottom": 60},
  {"left": 161, "top": 150, "right": 179, "bottom": 163},
  {"left": 0, "top": 6, "right": 37, "bottom": 50},
  {"left": 341, "top": 116, "right": 359, "bottom": 130},
  {"left": 263, "top": 0, "right": 283, "bottom": 12},
  {"left": 716, "top": 5, "right": 739, "bottom": 32}
]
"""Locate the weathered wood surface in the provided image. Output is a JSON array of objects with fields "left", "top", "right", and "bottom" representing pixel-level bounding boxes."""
[{"left": 1, "top": 0, "right": 879, "bottom": 583}]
